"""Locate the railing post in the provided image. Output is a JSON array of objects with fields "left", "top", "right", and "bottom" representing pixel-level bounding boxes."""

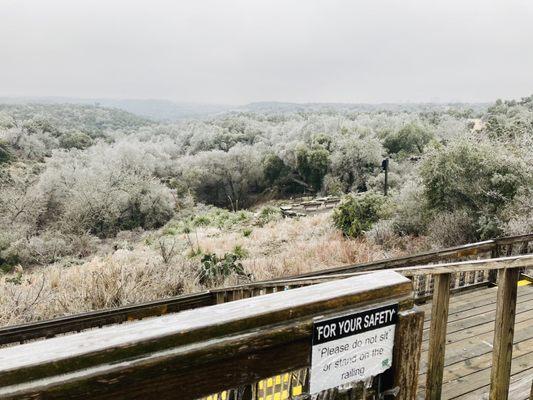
[
  {"left": 489, "top": 267, "right": 520, "bottom": 400},
  {"left": 425, "top": 272, "right": 451, "bottom": 400},
  {"left": 488, "top": 246, "right": 500, "bottom": 285},
  {"left": 389, "top": 309, "right": 425, "bottom": 400}
]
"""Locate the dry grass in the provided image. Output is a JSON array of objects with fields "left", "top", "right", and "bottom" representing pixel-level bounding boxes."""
[
  {"left": 0, "top": 212, "right": 426, "bottom": 327},
  {"left": 0, "top": 248, "right": 197, "bottom": 326}
]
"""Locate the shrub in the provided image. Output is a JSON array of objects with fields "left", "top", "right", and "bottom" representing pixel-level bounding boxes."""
[
  {"left": 197, "top": 252, "right": 251, "bottom": 286},
  {"left": 421, "top": 139, "right": 527, "bottom": 214},
  {"left": 4, "top": 231, "right": 98, "bottom": 266},
  {"left": 256, "top": 206, "right": 281, "bottom": 226},
  {"left": 391, "top": 179, "right": 429, "bottom": 236},
  {"left": 427, "top": 210, "right": 478, "bottom": 248},
  {"left": 500, "top": 189, "right": 533, "bottom": 235},
  {"left": 365, "top": 219, "right": 397, "bottom": 249},
  {"left": 157, "top": 236, "right": 182, "bottom": 264},
  {"left": 36, "top": 144, "right": 176, "bottom": 237},
  {"left": 329, "top": 135, "right": 383, "bottom": 192},
  {"left": 332, "top": 192, "right": 389, "bottom": 238},
  {"left": 295, "top": 145, "right": 330, "bottom": 191},
  {"left": 322, "top": 174, "right": 344, "bottom": 196},
  {"left": 232, "top": 244, "right": 249, "bottom": 258},
  {"left": 382, "top": 122, "right": 434, "bottom": 156},
  {"left": 58, "top": 131, "right": 93, "bottom": 150},
  {"left": 0, "top": 140, "right": 12, "bottom": 164}
]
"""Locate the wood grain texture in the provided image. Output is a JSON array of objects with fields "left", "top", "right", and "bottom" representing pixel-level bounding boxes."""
[
  {"left": 390, "top": 309, "right": 424, "bottom": 400},
  {"left": 489, "top": 267, "right": 520, "bottom": 400},
  {"left": 1, "top": 234, "right": 530, "bottom": 348},
  {"left": 425, "top": 273, "right": 451, "bottom": 400},
  {"left": 218, "top": 255, "right": 533, "bottom": 292},
  {"left": 0, "top": 292, "right": 214, "bottom": 346},
  {"left": 0, "top": 271, "right": 412, "bottom": 391}
]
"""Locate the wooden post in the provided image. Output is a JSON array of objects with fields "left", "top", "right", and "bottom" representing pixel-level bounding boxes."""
[
  {"left": 389, "top": 309, "right": 424, "bottom": 400},
  {"left": 425, "top": 273, "right": 451, "bottom": 400},
  {"left": 489, "top": 246, "right": 501, "bottom": 285},
  {"left": 489, "top": 267, "right": 520, "bottom": 400},
  {"left": 216, "top": 291, "right": 226, "bottom": 304}
]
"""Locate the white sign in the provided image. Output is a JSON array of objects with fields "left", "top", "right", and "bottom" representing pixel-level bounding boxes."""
[{"left": 309, "top": 303, "right": 398, "bottom": 394}]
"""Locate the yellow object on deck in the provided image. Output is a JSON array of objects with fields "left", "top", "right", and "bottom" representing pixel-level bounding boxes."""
[{"left": 518, "top": 279, "right": 531, "bottom": 286}]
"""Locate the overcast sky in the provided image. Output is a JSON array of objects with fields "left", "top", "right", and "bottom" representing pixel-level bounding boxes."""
[{"left": 1, "top": 0, "right": 532, "bottom": 104}]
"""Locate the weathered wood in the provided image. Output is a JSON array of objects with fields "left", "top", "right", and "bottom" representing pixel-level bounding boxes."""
[
  {"left": 415, "top": 284, "right": 533, "bottom": 399},
  {"left": 489, "top": 267, "right": 520, "bottom": 400},
  {"left": 425, "top": 273, "right": 451, "bottom": 400},
  {"left": 421, "top": 298, "right": 533, "bottom": 349},
  {"left": 0, "top": 328, "right": 313, "bottom": 400},
  {"left": 221, "top": 255, "right": 533, "bottom": 292},
  {"left": 216, "top": 291, "right": 226, "bottom": 304},
  {"left": 489, "top": 246, "right": 501, "bottom": 285},
  {"left": 0, "top": 271, "right": 412, "bottom": 392},
  {"left": 0, "top": 291, "right": 214, "bottom": 346},
  {"left": 389, "top": 309, "right": 424, "bottom": 400},
  {"left": 1, "top": 235, "right": 530, "bottom": 348}
]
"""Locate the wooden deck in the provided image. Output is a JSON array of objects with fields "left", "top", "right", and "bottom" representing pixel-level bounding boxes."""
[{"left": 417, "top": 283, "right": 533, "bottom": 399}]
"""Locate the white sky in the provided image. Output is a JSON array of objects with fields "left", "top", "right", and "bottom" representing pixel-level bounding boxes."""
[{"left": 1, "top": 0, "right": 532, "bottom": 104}]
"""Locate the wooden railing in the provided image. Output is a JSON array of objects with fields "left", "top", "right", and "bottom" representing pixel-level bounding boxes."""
[
  {"left": 0, "top": 271, "right": 424, "bottom": 400},
  {"left": 1, "top": 256, "right": 532, "bottom": 399},
  {"left": 395, "top": 255, "right": 533, "bottom": 400},
  {"left": 212, "top": 234, "right": 533, "bottom": 304},
  {"left": 0, "top": 233, "right": 531, "bottom": 347}
]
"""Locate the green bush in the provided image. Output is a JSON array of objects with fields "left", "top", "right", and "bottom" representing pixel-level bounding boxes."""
[
  {"left": 420, "top": 138, "right": 529, "bottom": 239},
  {"left": 333, "top": 192, "right": 390, "bottom": 238},
  {"left": 382, "top": 122, "right": 434, "bottom": 156},
  {"left": 232, "top": 244, "right": 249, "bottom": 258},
  {"left": 256, "top": 206, "right": 281, "bottom": 226},
  {"left": 296, "top": 145, "right": 330, "bottom": 191},
  {"left": 197, "top": 252, "right": 251, "bottom": 286},
  {"left": 0, "top": 140, "right": 12, "bottom": 164},
  {"left": 59, "top": 131, "right": 93, "bottom": 150}
]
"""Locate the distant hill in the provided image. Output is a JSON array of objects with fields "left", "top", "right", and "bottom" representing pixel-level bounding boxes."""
[
  {"left": 0, "top": 97, "right": 489, "bottom": 121},
  {"left": 0, "top": 103, "right": 152, "bottom": 137},
  {"left": 0, "top": 97, "right": 233, "bottom": 122},
  {"left": 240, "top": 101, "right": 489, "bottom": 114}
]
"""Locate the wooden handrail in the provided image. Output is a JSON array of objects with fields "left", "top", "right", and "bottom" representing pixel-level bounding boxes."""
[
  {"left": 210, "top": 254, "right": 533, "bottom": 289},
  {"left": 0, "top": 234, "right": 530, "bottom": 347},
  {"left": 0, "top": 271, "right": 421, "bottom": 400},
  {"left": 0, "top": 291, "right": 214, "bottom": 346},
  {"left": 212, "top": 234, "right": 533, "bottom": 292}
]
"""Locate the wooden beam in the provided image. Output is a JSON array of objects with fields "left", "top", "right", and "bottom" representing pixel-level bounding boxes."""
[
  {"left": 489, "top": 245, "right": 501, "bottom": 285},
  {"left": 425, "top": 273, "right": 451, "bottom": 400},
  {"left": 0, "top": 292, "right": 214, "bottom": 346},
  {"left": 489, "top": 267, "right": 520, "bottom": 400},
  {"left": 390, "top": 309, "right": 425, "bottom": 400},
  {"left": 227, "top": 255, "right": 533, "bottom": 290},
  {"left": 0, "top": 271, "right": 412, "bottom": 391}
]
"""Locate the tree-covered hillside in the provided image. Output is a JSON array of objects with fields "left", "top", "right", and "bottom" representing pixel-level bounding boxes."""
[
  {"left": 0, "top": 97, "right": 532, "bottom": 324},
  {"left": 1, "top": 97, "right": 531, "bottom": 265}
]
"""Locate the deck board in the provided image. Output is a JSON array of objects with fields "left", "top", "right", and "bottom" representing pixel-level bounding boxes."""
[{"left": 417, "top": 284, "right": 533, "bottom": 399}]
